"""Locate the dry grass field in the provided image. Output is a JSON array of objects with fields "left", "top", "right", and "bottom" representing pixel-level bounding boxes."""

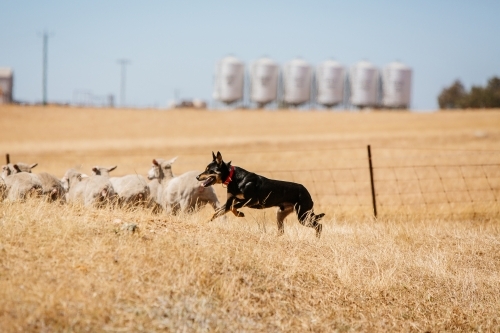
[{"left": 1, "top": 105, "right": 500, "bottom": 332}]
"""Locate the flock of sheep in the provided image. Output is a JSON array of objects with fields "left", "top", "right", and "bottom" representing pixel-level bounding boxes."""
[{"left": 0, "top": 157, "right": 222, "bottom": 215}]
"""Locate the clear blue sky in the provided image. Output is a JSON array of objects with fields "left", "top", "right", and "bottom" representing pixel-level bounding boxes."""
[{"left": 1, "top": 0, "right": 499, "bottom": 110}]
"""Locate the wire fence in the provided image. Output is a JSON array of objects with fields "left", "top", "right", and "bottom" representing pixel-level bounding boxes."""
[
  {"left": 4, "top": 146, "right": 500, "bottom": 218},
  {"left": 253, "top": 148, "right": 500, "bottom": 218}
]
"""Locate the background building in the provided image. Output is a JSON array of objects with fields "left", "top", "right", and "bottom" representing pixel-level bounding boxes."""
[{"left": 0, "top": 68, "right": 13, "bottom": 104}]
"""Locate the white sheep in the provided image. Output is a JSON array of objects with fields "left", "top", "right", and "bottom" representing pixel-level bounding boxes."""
[
  {"left": 37, "top": 172, "right": 67, "bottom": 202},
  {"left": 91, "top": 166, "right": 150, "bottom": 208},
  {"left": 2, "top": 162, "right": 65, "bottom": 202},
  {"left": 147, "top": 157, "right": 221, "bottom": 214},
  {"left": 1, "top": 165, "right": 43, "bottom": 201},
  {"left": 61, "top": 168, "right": 116, "bottom": 207}
]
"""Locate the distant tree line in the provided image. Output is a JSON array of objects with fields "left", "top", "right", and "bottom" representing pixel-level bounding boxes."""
[{"left": 438, "top": 76, "right": 500, "bottom": 109}]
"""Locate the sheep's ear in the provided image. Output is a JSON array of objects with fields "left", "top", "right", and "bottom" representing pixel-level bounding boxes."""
[
  {"left": 13, "top": 164, "right": 22, "bottom": 173},
  {"left": 166, "top": 157, "right": 177, "bottom": 165},
  {"left": 77, "top": 174, "right": 82, "bottom": 181},
  {"left": 216, "top": 152, "right": 223, "bottom": 165},
  {"left": 108, "top": 166, "right": 117, "bottom": 173},
  {"left": 212, "top": 151, "right": 216, "bottom": 161},
  {"left": 152, "top": 159, "right": 159, "bottom": 166},
  {"left": 92, "top": 167, "right": 99, "bottom": 174},
  {"left": 30, "top": 163, "right": 38, "bottom": 170}
]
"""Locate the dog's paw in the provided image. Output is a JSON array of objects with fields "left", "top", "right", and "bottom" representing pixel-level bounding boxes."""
[{"left": 230, "top": 208, "right": 245, "bottom": 217}]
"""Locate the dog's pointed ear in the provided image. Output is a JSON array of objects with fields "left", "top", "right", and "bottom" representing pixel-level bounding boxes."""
[
  {"left": 227, "top": 161, "right": 232, "bottom": 168},
  {"left": 216, "top": 152, "right": 223, "bottom": 165},
  {"left": 212, "top": 151, "right": 216, "bottom": 161}
]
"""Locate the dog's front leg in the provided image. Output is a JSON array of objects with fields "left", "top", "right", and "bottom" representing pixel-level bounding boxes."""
[
  {"left": 210, "top": 195, "right": 238, "bottom": 221},
  {"left": 229, "top": 197, "right": 247, "bottom": 217},
  {"left": 210, "top": 203, "right": 228, "bottom": 221}
]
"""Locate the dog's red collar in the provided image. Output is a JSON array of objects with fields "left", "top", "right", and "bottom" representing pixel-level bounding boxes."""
[{"left": 223, "top": 166, "right": 235, "bottom": 186}]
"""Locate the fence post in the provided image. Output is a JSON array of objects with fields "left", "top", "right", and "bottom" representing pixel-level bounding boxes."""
[
  {"left": 5, "top": 153, "right": 10, "bottom": 164},
  {"left": 367, "top": 145, "right": 378, "bottom": 218}
]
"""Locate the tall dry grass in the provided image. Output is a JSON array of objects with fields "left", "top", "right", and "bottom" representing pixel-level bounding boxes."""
[
  {"left": 0, "top": 199, "right": 499, "bottom": 332},
  {"left": 1, "top": 106, "right": 500, "bottom": 331}
]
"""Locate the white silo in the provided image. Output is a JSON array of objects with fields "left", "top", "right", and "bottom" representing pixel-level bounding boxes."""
[
  {"left": 250, "top": 57, "right": 279, "bottom": 108},
  {"left": 382, "top": 61, "right": 412, "bottom": 109},
  {"left": 316, "top": 60, "right": 345, "bottom": 108},
  {"left": 0, "top": 68, "right": 13, "bottom": 104},
  {"left": 213, "top": 56, "right": 245, "bottom": 105},
  {"left": 349, "top": 60, "right": 380, "bottom": 108},
  {"left": 282, "top": 58, "right": 312, "bottom": 107}
]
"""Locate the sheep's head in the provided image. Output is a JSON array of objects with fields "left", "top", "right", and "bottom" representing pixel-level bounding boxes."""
[
  {"left": 61, "top": 169, "right": 84, "bottom": 191},
  {"left": 3, "top": 162, "right": 38, "bottom": 176},
  {"left": 1, "top": 165, "right": 11, "bottom": 179},
  {"left": 148, "top": 157, "right": 177, "bottom": 180},
  {"left": 91, "top": 166, "right": 117, "bottom": 177}
]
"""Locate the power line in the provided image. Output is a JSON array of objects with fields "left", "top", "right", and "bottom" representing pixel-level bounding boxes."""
[{"left": 117, "top": 59, "right": 130, "bottom": 107}]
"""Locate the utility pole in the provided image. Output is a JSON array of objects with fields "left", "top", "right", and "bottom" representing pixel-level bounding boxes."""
[
  {"left": 117, "top": 59, "right": 130, "bottom": 107},
  {"left": 40, "top": 31, "right": 54, "bottom": 106}
]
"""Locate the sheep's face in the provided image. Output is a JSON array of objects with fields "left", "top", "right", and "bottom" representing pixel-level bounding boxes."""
[
  {"left": 61, "top": 169, "right": 83, "bottom": 191},
  {"left": 149, "top": 157, "right": 176, "bottom": 180},
  {"left": 61, "top": 177, "right": 69, "bottom": 192},
  {"left": 1, "top": 165, "right": 11, "bottom": 179},
  {"left": 148, "top": 162, "right": 161, "bottom": 180}
]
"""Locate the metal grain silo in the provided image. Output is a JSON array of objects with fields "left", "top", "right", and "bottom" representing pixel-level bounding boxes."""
[
  {"left": 213, "top": 56, "right": 245, "bottom": 104},
  {"left": 250, "top": 57, "right": 279, "bottom": 108},
  {"left": 316, "top": 60, "right": 345, "bottom": 108},
  {"left": 382, "top": 61, "right": 412, "bottom": 109},
  {"left": 0, "top": 68, "right": 13, "bottom": 104},
  {"left": 282, "top": 58, "right": 312, "bottom": 107},
  {"left": 349, "top": 60, "right": 380, "bottom": 108}
]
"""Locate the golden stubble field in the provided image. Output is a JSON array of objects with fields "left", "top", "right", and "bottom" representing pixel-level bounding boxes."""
[{"left": 1, "top": 105, "right": 500, "bottom": 332}]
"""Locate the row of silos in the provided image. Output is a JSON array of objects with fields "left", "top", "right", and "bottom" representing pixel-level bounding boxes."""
[{"left": 212, "top": 57, "right": 412, "bottom": 109}]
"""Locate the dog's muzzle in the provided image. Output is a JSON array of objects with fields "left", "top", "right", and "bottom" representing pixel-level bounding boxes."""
[{"left": 201, "top": 176, "right": 216, "bottom": 187}]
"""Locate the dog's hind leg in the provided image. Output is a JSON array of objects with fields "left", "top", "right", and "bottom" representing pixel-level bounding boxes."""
[
  {"left": 295, "top": 199, "right": 324, "bottom": 238},
  {"left": 276, "top": 203, "right": 294, "bottom": 236},
  {"left": 312, "top": 214, "right": 324, "bottom": 239}
]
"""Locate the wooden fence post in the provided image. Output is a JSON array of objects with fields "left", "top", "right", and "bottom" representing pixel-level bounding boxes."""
[
  {"left": 5, "top": 153, "right": 10, "bottom": 164},
  {"left": 367, "top": 145, "right": 378, "bottom": 218}
]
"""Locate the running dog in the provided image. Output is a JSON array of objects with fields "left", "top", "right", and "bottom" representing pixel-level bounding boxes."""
[{"left": 196, "top": 152, "right": 325, "bottom": 238}]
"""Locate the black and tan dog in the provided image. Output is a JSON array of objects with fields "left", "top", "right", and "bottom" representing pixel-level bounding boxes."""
[{"left": 196, "top": 152, "right": 324, "bottom": 238}]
